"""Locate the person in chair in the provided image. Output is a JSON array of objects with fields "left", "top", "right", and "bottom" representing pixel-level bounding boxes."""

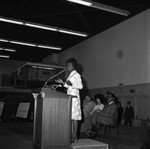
[{"left": 90, "top": 92, "right": 118, "bottom": 136}]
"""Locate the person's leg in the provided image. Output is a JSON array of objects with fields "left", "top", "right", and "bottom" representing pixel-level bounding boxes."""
[
  {"left": 129, "top": 120, "right": 132, "bottom": 126},
  {"left": 124, "top": 119, "right": 127, "bottom": 126},
  {"left": 91, "top": 111, "right": 99, "bottom": 125},
  {"left": 90, "top": 111, "right": 99, "bottom": 132},
  {"left": 72, "top": 120, "right": 78, "bottom": 142}
]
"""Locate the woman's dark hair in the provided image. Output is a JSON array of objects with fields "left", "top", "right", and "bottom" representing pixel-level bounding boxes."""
[
  {"left": 65, "top": 57, "right": 77, "bottom": 69},
  {"left": 94, "top": 94, "right": 106, "bottom": 105}
]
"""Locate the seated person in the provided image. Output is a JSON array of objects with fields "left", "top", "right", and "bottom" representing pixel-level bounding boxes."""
[
  {"left": 80, "top": 94, "right": 96, "bottom": 134},
  {"left": 91, "top": 94, "right": 106, "bottom": 114},
  {"left": 90, "top": 92, "right": 118, "bottom": 134}
]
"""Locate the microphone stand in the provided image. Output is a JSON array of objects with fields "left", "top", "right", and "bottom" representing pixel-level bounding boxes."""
[{"left": 43, "top": 68, "right": 66, "bottom": 88}]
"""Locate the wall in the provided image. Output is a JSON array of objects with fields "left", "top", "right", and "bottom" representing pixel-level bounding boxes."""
[
  {"left": 42, "top": 53, "right": 59, "bottom": 65},
  {"left": 57, "top": 9, "right": 150, "bottom": 123},
  {"left": 58, "top": 9, "right": 150, "bottom": 89}
]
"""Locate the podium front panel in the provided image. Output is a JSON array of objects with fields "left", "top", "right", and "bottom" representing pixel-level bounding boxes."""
[
  {"left": 42, "top": 97, "right": 71, "bottom": 146},
  {"left": 33, "top": 90, "right": 71, "bottom": 149}
]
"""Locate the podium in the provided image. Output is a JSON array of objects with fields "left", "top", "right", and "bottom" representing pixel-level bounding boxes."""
[{"left": 32, "top": 88, "right": 72, "bottom": 149}]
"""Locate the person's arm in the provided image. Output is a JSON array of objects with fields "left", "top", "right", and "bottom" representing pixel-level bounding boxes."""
[
  {"left": 90, "top": 104, "right": 99, "bottom": 115},
  {"left": 98, "top": 104, "right": 104, "bottom": 110},
  {"left": 99, "top": 105, "right": 117, "bottom": 118},
  {"left": 64, "top": 73, "right": 83, "bottom": 89}
]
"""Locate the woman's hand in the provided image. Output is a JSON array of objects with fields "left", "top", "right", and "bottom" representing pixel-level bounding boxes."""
[
  {"left": 55, "top": 78, "right": 64, "bottom": 84},
  {"left": 95, "top": 109, "right": 101, "bottom": 113}
]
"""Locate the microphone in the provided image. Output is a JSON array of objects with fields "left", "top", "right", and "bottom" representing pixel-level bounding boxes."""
[
  {"left": 43, "top": 68, "right": 66, "bottom": 87},
  {"left": 51, "top": 84, "right": 62, "bottom": 90}
]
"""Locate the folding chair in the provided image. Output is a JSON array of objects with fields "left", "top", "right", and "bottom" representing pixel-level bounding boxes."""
[{"left": 97, "top": 118, "right": 120, "bottom": 138}]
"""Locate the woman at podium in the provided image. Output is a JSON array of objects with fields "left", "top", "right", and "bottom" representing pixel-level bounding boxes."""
[{"left": 55, "top": 57, "right": 83, "bottom": 143}]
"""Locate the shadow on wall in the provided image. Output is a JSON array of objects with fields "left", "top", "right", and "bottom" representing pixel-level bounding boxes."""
[{"left": 77, "top": 63, "right": 88, "bottom": 90}]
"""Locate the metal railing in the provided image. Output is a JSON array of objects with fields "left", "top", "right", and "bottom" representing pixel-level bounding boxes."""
[{"left": 0, "top": 74, "right": 27, "bottom": 88}]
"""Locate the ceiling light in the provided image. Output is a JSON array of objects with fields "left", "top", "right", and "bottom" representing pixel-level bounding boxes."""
[
  {"left": 67, "top": 0, "right": 92, "bottom": 6},
  {"left": 67, "top": 0, "right": 130, "bottom": 16},
  {"left": 0, "top": 47, "right": 16, "bottom": 52},
  {"left": 0, "top": 38, "right": 62, "bottom": 50},
  {"left": 59, "top": 29, "right": 88, "bottom": 37},
  {"left": 10, "top": 41, "right": 36, "bottom": 47},
  {"left": 0, "top": 55, "right": 10, "bottom": 58},
  {"left": 0, "top": 39, "right": 9, "bottom": 42},
  {"left": 0, "top": 17, "right": 23, "bottom": 25},
  {"left": 25, "top": 23, "right": 57, "bottom": 31},
  {"left": 37, "top": 45, "right": 61, "bottom": 50},
  {"left": 4, "top": 48, "right": 16, "bottom": 52},
  {"left": 0, "top": 16, "right": 88, "bottom": 37}
]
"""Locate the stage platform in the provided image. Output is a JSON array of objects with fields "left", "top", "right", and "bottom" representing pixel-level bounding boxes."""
[{"left": 72, "top": 139, "right": 109, "bottom": 149}]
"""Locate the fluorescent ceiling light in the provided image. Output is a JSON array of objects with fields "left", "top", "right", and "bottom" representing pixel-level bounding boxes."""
[
  {"left": 25, "top": 23, "right": 57, "bottom": 31},
  {"left": 0, "top": 47, "right": 16, "bottom": 52},
  {"left": 92, "top": 3, "right": 130, "bottom": 16},
  {"left": 0, "top": 55, "right": 10, "bottom": 58},
  {"left": 10, "top": 41, "right": 36, "bottom": 47},
  {"left": 4, "top": 48, "right": 16, "bottom": 52},
  {"left": 67, "top": 0, "right": 92, "bottom": 6},
  {"left": 0, "top": 16, "right": 88, "bottom": 37},
  {"left": 0, "top": 39, "right": 9, "bottom": 42},
  {"left": 0, "top": 17, "right": 23, "bottom": 25},
  {"left": 37, "top": 45, "right": 61, "bottom": 50},
  {"left": 0, "top": 38, "right": 62, "bottom": 50},
  {"left": 67, "top": 0, "right": 130, "bottom": 16},
  {"left": 59, "top": 29, "right": 88, "bottom": 37}
]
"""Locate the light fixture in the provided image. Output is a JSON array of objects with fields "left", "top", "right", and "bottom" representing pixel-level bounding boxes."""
[
  {"left": 9, "top": 41, "right": 36, "bottom": 47},
  {"left": 0, "top": 38, "right": 62, "bottom": 50},
  {"left": 0, "top": 16, "right": 88, "bottom": 37},
  {"left": 0, "top": 47, "right": 16, "bottom": 52},
  {"left": 0, "top": 55, "right": 10, "bottom": 58},
  {"left": 25, "top": 23, "right": 57, "bottom": 31},
  {"left": 36, "top": 45, "right": 60, "bottom": 50},
  {"left": 0, "top": 17, "right": 23, "bottom": 25},
  {"left": 0, "top": 39, "right": 9, "bottom": 42},
  {"left": 4, "top": 48, "right": 16, "bottom": 52},
  {"left": 67, "top": 0, "right": 130, "bottom": 16},
  {"left": 67, "top": 0, "right": 92, "bottom": 6},
  {"left": 59, "top": 29, "right": 87, "bottom": 37}
]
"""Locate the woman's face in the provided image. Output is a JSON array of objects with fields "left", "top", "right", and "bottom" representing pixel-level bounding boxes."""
[
  {"left": 66, "top": 62, "right": 74, "bottom": 72},
  {"left": 96, "top": 98, "right": 101, "bottom": 104}
]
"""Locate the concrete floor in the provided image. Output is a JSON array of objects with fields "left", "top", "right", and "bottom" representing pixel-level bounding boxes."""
[
  {"left": 0, "top": 125, "right": 32, "bottom": 149},
  {"left": 0, "top": 122, "right": 145, "bottom": 149}
]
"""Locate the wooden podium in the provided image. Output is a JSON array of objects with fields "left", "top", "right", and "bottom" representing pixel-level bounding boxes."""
[{"left": 32, "top": 88, "right": 72, "bottom": 149}]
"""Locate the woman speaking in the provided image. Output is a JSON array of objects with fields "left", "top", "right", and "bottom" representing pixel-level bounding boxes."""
[{"left": 55, "top": 57, "right": 83, "bottom": 143}]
